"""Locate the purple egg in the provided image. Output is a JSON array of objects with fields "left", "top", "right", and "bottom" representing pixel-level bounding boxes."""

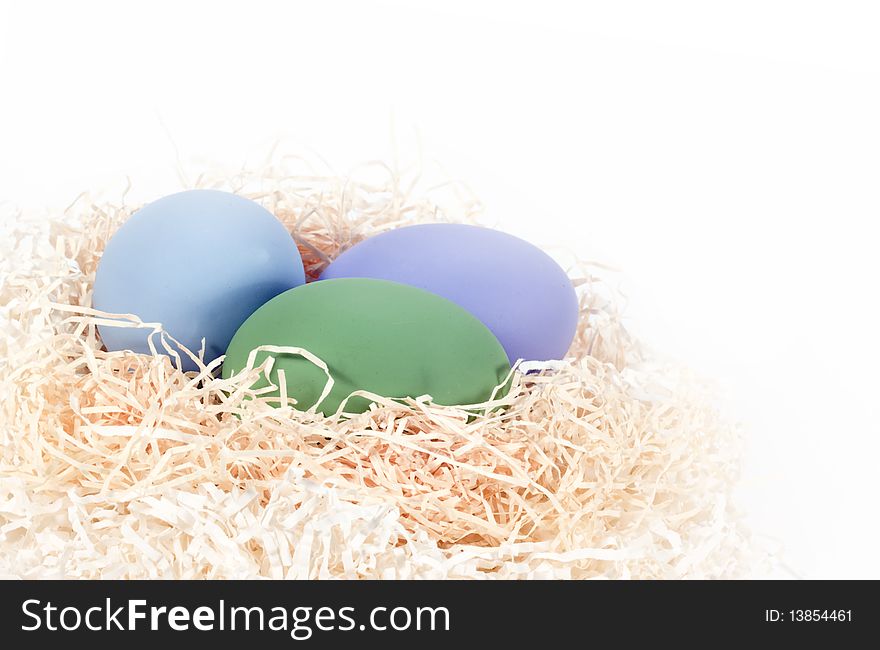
[{"left": 319, "top": 224, "right": 579, "bottom": 363}]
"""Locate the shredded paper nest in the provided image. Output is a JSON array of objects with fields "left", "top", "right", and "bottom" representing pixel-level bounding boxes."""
[{"left": 0, "top": 158, "right": 756, "bottom": 578}]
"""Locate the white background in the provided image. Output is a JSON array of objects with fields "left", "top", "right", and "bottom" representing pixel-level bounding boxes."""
[{"left": 1, "top": 0, "right": 878, "bottom": 578}]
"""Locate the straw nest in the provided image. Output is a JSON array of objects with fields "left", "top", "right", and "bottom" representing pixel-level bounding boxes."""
[{"left": 0, "top": 158, "right": 756, "bottom": 578}]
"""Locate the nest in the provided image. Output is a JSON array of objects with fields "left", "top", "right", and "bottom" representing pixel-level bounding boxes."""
[{"left": 0, "top": 157, "right": 756, "bottom": 578}]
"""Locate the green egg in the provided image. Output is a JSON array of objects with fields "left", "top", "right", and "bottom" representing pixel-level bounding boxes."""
[{"left": 222, "top": 278, "right": 511, "bottom": 415}]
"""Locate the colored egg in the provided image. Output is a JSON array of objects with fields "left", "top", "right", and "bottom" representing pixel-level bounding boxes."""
[
  {"left": 93, "top": 189, "right": 305, "bottom": 371},
  {"left": 222, "top": 278, "right": 511, "bottom": 415},
  {"left": 320, "top": 224, "right": 579, "bottom": 363}
]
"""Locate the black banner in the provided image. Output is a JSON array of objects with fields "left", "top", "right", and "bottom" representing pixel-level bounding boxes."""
[{"left": 0, "top": 580, "right": 870, "bottom": 646}]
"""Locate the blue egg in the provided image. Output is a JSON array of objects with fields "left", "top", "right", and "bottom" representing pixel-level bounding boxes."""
[{"left": 93, "top": 189, "right": 305, "bottom": 371}]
